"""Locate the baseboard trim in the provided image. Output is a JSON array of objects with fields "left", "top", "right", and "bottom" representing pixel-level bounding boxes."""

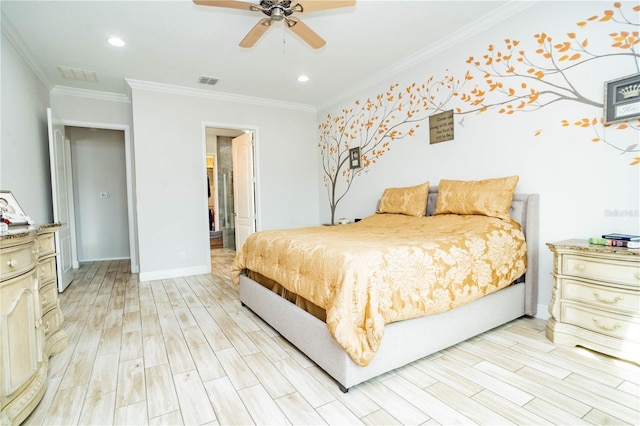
[
  {"left": 534, "top": 304, "right": 550, "bottom": 321},
  {"left": 139, "top": 265, "right": 211, "bottom": 282}
]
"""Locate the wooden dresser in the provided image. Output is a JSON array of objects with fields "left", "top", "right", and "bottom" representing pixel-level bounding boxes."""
[
  {"left": 0, "top": 224, "right": 68, "bottom": 425},
  {"left": 547, "top": 239, "right": 640, "bottom": 364}
]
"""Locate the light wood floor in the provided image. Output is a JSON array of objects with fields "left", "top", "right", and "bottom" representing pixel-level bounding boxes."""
[{"left": 25, "top": 250, "right": 640, "bottom": 425}]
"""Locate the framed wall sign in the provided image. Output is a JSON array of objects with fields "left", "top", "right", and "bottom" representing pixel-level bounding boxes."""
[
  {"left": 349, "top": 147, "right": 362, "bottom": 169},
  {"left": 604, "top": 73, "right": 640, "bottom": 124},
  {"left": 429, "top": 110, "right": 454, "bottom": 144}
]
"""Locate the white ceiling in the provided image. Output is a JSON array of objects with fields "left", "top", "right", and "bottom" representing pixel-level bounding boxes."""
[{"left": 1, "top": 0, "right": 536, "bottom": 109}]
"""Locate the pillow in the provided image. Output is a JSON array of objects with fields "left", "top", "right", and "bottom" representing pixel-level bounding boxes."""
[
  {"left": 434, "top": 176, "right": 519, "bottom": 220},
  {"left": 377, "top": 181, "right": 430, "bottom": 217}
]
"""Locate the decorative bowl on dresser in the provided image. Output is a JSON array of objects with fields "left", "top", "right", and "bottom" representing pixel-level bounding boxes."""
[
  {"left": 0, "top": 224, "right": 68, "bottom": 426},
  {"left": 546, "top": 239, "right": 640, "bottom": 364}
]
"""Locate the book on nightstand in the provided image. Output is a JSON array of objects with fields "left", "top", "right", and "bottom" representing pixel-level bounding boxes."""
[
  {"left": 589, "top": 234, "right": 640, "bottom": 248},
  {"left": 601, "top": 233, "right": 640, "bottom": 241}
]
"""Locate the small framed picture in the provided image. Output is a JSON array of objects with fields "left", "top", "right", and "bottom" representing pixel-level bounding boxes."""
[
  {"left": 604, "top": 73, "right": 640, "bottom": 124},
  {"left": 349, "top": 147, "right": 361, "bottom": 169},
  {"left": 0, "top": 190, "right": 30, "bottom": 226}
]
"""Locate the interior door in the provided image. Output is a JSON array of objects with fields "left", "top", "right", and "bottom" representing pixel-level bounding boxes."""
[
  {"left": 232, "top": 132, "right": 256, "bottom": 250},
  {"left": 47, "top": 108, "right": 74, "bottom": 292}
]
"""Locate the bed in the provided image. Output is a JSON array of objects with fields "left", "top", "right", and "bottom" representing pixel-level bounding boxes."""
[{"left": 233, "top": 178, "right": 539, "bottom": 392}]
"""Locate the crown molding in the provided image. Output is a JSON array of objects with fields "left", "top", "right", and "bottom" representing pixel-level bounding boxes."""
[
  {"left": 1, "top": 11, "right": 53, "bottom": 90},
  {"left": 50, "top": 86, "right": 131, "bottom": 103},
  {"left": 316, "top": 0, "right": 540, "bottom": 111},
  {"left": 125, "top": 79, "right": 317, "bottom": 113}
]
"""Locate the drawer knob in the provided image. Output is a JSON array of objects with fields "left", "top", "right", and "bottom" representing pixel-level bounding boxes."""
[
  {"left": 41, "top": 294, "right": 48, "bottom": 305},
  {"left": 592, "top": 318, "right": 621, "bottom": 332},
  {"left": 575, "top": 263, "right": 586, "bottom": 272},
  {"left": 7, "top": 258, "right": 18, "bottom": 268},
  {"left": 593, "top": 292, "right": 623, "bottom": 305}
]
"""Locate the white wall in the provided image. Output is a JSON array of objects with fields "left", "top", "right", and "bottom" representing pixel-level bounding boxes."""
[
  {"left": 50, "top": 90, "right": 132, "bottom": 128},
  {"left": 68, "top": 127, "right": 130, "bottom": 261},
  {"left": 317, "top": 2, "right": 640, "bottom": 317},
  {"left": 1, "top": 32, "right": 52, "bottom": 223},
  {"left": 129, "top": 83, "right": 319, "bottom": 280}
]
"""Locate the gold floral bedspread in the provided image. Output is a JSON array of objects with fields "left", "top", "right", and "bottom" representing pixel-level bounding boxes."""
[{"left": 231, "top": 213, "right": 527, "bottom": 366}]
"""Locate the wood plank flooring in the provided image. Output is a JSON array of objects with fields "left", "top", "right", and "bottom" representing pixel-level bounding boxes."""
[{"left": 25, "top": 249, "right": 640, "bottom": 425}]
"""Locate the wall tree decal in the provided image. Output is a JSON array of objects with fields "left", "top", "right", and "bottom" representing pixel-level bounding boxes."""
[
  {"left": 318, "top": 84, "right": 427, "bottom": 224},
  {"left": 319, "top": 2, "right": 639, "bottom": 223},
  {"left": 451, "top": 2, "right": 639, "bottom": 164}
]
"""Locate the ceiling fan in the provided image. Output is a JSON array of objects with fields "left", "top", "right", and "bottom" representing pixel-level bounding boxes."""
[{"left": 193, "top": 0, "right": 356, "bottom": 49}]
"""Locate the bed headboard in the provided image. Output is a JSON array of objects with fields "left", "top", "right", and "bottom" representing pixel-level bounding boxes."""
[{"left": 427, "top": 185, "right": 540, "bottom": 316}]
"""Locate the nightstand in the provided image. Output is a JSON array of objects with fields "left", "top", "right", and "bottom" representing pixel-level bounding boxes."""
[{"left": 546, "top": 239, "right": 640, "bottom": 364}]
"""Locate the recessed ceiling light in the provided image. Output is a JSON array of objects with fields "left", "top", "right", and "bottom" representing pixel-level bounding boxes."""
[
  {"left": 107, "top": 37, "right": 125, "bottom": 47},
  {"left": 297, "top": 75, "right": 309, "bottom": 82}
]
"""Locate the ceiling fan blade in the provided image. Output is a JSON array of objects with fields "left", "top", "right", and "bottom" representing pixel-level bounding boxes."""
[
  {"left": 296, "top": 0, "right": 356, "bottom": 13},
  {"left": 287, "top": 17, "right": 325, "bottom": 49},
  {"left": 239, "top": 18, "right": 272, "bottom": 48},
  {"left": 192, "top": 0, "right": 254, "bottom": 10}
]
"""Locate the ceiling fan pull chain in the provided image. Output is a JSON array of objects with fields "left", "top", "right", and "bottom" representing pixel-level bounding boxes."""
[{"left": 282, "top": 25, "right": 287, "bottom": 53}]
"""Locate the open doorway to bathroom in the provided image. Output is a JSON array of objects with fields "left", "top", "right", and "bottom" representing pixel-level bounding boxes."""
[{"left": 205, "top": 126, "right": 256, "bottom": 251}]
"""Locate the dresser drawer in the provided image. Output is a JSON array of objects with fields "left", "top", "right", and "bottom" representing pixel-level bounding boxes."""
[
  {"left": 38, "top": 257, "right": 57, "bottom": 285},
  {"left": 40, "top": 281, "right": 58, "bottom": 314},
  {"left": 562, "top": 279, "right": 640, "bottom": 315},
  {"left": 561, "top": 302, "right": 640, "bottom": 343},
  {"left": 42, "top": 309, "right": 62, "bottom": 339},
  {"left": 562, "top": 254, "right": 640, "bottom": 287},
  {"left": 0, "top": 242, "right": 37, "bottom": 281},
  {"left": 36, "top": 232, "right": 56, "bottom": 258}
]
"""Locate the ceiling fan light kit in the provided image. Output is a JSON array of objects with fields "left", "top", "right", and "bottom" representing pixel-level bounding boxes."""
[{"left": 193, "top": 0, "right": 355, "bottom": 49}]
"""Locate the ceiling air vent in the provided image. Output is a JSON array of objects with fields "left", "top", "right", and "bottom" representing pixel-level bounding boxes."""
[
  {"left": 198, "top": 76, "right": 219, "bottom": 86},
  {"left": 57, "top": 66, "right": 98, "bottom": 82}
]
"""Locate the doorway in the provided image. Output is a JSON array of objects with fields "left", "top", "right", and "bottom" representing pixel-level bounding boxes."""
[
  {"left": 67, "top": 127, "right": 130, "bottom": 262},
  {"left": 48, "top": 111, "right": 138, "bottom": 279},
  {"left": 205, "top": 126, "right": 257, "bottom": 251},
  {"left": 47, "top": 109, "right": 138, "bottom": 292}
]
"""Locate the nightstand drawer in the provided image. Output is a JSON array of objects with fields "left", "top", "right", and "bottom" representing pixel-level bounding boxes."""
[
  {"left": 562, "top": 254, "right": 640, "bottom": 287},
  {"left": 563, "top": 279, "right": 639, "bottom": 315},
  {"left": 561, "top": 302, "right": 640, "bottom": 343}
]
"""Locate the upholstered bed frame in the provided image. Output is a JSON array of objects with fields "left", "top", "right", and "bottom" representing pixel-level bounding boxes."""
[{"left": 239, "top": 186, "right": 539, "bottom": 392}]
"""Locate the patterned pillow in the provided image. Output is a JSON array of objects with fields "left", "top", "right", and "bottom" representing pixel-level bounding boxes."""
[
  {"left": 434, "top": 176, "right": 519, "bottom": 220},
  {"left": 377, "top": 182, "right": 430, "bottom": 217}
]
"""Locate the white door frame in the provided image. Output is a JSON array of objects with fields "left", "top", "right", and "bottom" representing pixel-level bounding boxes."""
[
  {"left": 205, "top": 154, "right": 219, "bottom": 232},
  {"left": 201, "top": 122, "right": 260, "bottom": 238},
  {"left": 47, "top": 109, "right": 74, "bottom": 291},
  {"left": 59, "top": 119, "right": 139, "bottom": 273},
  {"left": 64, "top": 135, "right": 79, "bottom": 271}
]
